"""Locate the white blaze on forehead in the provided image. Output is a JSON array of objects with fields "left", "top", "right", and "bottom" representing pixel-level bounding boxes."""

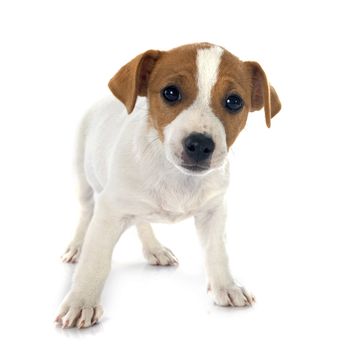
[{"left": 196, "top": 46, "right": 224, "bottom": 107}]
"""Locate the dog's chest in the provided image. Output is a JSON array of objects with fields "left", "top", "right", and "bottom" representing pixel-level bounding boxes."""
[
  {"left": 146, "top": 196, "right": 196, "bottom": 223},
  {"left": 143, "top": 197, "right": 199, "bottom": 223},
  {"left": 141, "top": 176, "right": 224, "bottom": 223}
]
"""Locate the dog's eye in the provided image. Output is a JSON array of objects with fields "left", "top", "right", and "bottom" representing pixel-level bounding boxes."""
[
  {"left": 225, "top": 94, "right": 244, "bottom": 112},
  {"left": 162, "top": 86, "right": 181, "bottom": 103}
]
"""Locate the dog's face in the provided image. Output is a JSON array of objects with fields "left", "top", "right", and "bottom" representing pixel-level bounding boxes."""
[{"left": 109, "top": 43, "right": 281, "bottom": 175}]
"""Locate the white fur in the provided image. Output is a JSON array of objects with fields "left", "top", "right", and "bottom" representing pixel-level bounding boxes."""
[
  {"left": 57, "top": 47, "right": 254, "bottom": 329},
  {"left": 196, "top": 46, "right": 223, "bottom": 106}
]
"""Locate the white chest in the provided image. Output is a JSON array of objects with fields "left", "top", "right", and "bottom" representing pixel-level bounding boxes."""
[{"left": 139, "top": 177, "right": 224, "bottom": 224}]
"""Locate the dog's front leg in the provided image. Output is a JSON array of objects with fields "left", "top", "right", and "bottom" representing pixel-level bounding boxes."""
[
  {"left": 195, "top": 201, "right": 255, "bottom": 307},
  {"left": 56, "top": 197, "right": 130, "bottom": 328}
]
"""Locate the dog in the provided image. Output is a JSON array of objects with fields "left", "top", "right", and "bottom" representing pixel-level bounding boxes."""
[{"left": 56, "top": 43, "right": 281, "bottom": 328}]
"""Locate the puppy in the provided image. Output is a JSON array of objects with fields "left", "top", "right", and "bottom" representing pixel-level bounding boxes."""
[{"left": 56, "top": 43, "right": 281, "bottom": 328}]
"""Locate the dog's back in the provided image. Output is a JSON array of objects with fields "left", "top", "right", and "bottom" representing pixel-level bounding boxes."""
[{"left": 76, "top": 96, "right": 132, "bottom": 193}]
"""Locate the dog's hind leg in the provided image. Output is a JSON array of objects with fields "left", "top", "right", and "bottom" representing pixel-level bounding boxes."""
[
  {"left": 62, "top": 119, "right": 94, "bottom": 264},
  {"left": 137, "top": 222, "right": 178, "bottom": 266}
]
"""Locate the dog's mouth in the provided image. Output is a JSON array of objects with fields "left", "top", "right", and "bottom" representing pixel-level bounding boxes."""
[
  {"left": 165, "top": 148, "right": 226, "bottom": 176},
  {"left": 181, "top": 163, "right": 210, "bottom": 172}
]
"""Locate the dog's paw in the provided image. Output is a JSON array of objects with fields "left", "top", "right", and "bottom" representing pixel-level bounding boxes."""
[
  {"left": 209, "top": 283, "right": 255, "bottom": 307},
  {"left": 143, "top": 246, "right": 178, "bottom": 266},
  {"left": 61, "top": 242, "right": 82, "bottom": 263},
  {"left": 55, "top": 295, "right": 103, "bottom": 329}
]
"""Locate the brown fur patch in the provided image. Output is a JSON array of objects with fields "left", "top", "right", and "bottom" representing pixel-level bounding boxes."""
[
  {"left": 147, "top": 43, "right": 212, "bottom": 140},
  {"left": 244, "top": 61, "right": 281, "bottom": 127},
  {"left": 211, "top": 49, "right": 281, "bottom": 147},
  {"left": 210, "top": 50, "right": 251, "bottom": 148},
  {"left": 109, "top": 50, "right": 162, "bottom": 113}
]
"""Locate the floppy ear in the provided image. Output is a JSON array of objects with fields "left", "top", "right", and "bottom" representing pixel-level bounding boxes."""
[
  {"left": 244, "top": 61, "right": 281, "bottom": 128},
  {"left": 108, "top": 50, "right": 162, "bottom": 114}
]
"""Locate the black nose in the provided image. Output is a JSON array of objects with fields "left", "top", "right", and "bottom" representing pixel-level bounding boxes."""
[{"left": 183, "top": 133, "right": 215, "bottom": 162}]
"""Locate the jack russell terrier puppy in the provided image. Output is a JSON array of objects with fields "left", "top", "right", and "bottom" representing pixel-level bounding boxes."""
[{"left": 56, "top": 43, "right": 281, "bottom": 328}]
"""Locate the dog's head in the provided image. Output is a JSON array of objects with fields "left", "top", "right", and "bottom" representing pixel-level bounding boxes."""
[{"left": 109, "top": 43, "right": 281, "bottom": 175}]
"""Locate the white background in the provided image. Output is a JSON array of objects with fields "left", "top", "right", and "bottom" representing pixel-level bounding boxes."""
[{"left": 0, "top": 0, "right": 349, "bottom": 349}]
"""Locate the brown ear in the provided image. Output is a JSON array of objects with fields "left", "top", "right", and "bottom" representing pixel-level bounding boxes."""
[
  {"left": 108, "top": 50, "right": 162, "bottom": 114},
  {"left": 245, "top": 61, "right": 281, "bottom": 128}
]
